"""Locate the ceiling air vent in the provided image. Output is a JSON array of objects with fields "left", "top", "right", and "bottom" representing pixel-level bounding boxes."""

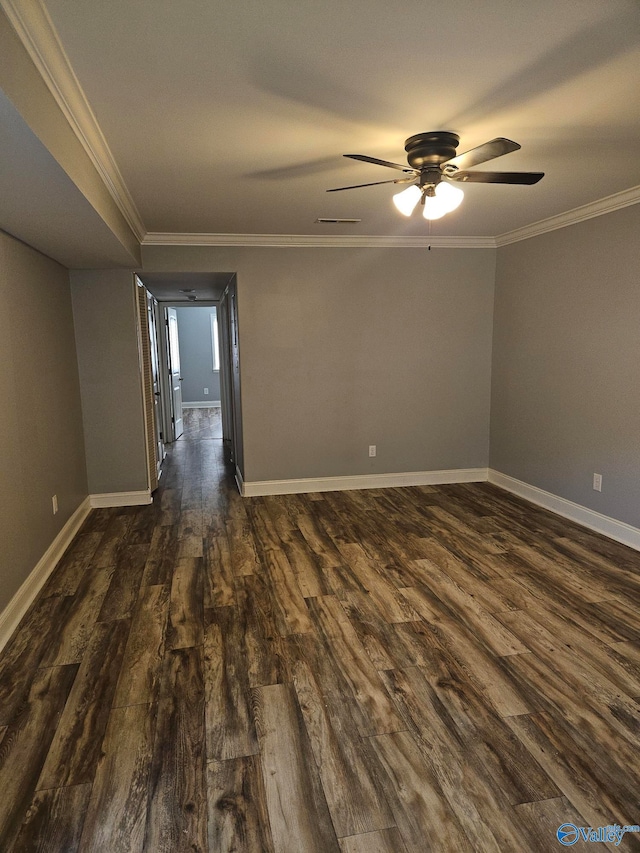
[{"left": 315, "top": 218, "right": 362, "bottom": 224}]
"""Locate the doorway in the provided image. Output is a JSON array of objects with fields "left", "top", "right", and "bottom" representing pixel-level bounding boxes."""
[
  {"left": 135, "top": 272, "right": 243, "bottom": 487},
  {"left": 172, "top": 304, "right": 223, "bottom": 440}
]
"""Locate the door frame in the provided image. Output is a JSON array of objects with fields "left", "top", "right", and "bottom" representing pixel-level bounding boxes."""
[
  {"left": 147, "top": 290, "right": 164, "bottom": 479},
  {"left": 218, "top": 277, "right": 243, "bottom": 478},
  {"left": 155, "top": 300, "right": 231, "bottom": 451},
  {"left": 165, "top": 307, "right": 184, "bottom": 440}
]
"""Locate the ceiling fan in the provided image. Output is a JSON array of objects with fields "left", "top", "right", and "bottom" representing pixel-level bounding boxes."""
[{"left": 327, "top": 131, "right": 544, "bottom": 220}]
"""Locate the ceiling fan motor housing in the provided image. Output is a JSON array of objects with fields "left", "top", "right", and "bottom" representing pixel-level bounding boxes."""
[{"left": 404, "top": 131, "right": 460, "bottom": 169}]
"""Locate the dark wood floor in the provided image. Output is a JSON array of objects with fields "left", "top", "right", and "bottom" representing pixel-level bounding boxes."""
[{"left": 1, "top": 433, "right": 639, "bottom": 851}]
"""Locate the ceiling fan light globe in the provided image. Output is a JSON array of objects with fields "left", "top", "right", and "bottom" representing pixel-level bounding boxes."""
[
  {"left": 422, "top": 199, "right": 448, "bottom": 220},
  {"left": 393, "top": 185, "right": 421, "bottom": 216},
  {"left": 435, "top": 181, "right": 464, "bottom": 213}
]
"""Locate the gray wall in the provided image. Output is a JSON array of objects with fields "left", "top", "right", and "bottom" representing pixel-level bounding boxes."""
[
  {"left": 491, "top": 204, "right": 640, "bottom": 528},
  {"left": 175, "top": 306, "right": 221, "bottom": 403},
  {"left": 142, "top": 245, "right": 496, "bottom": 482},
  {"left": 0, "top": 231, "right": 88, "bottom": 612},
  {"left": 71, "top": 270, "right": 148, "bottom": 494}
]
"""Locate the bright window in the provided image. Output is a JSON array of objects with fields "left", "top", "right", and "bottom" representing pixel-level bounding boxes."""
[{"left": 211, "top": 309, "right": 220, "bottom": 371}]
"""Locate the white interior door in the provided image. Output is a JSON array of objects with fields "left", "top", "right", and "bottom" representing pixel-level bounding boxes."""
[
  {"left": 166, "top": 307, "right": 184, "bottom": 439},
  {"left": 147, "top": 294, "right": 164, "bottom": 472}
]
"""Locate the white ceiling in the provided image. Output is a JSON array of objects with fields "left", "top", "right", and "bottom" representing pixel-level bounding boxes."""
[{"left": 3, "top": 0, "right": 640, "bottom": 251}]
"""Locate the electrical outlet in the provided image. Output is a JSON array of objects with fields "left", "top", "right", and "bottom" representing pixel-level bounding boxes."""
[
  {"left": 52, "top": 494, "right": 58, "bottom": 515},
  {"left": 204, "top": 388, "right": 209, "bottom": 395},
  {"left": 593, "top": 473, "right": 602, "bottom": 492},
  {"left": 369, "top": 445, "right": 377, "bottom": 457}
]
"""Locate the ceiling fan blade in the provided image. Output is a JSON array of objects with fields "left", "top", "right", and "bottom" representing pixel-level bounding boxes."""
[
  {"left": 443, "top": 138, "right": 521, "bottom": 170},
  {"left": 327, "top": 177, "right": 416, "bottom": 192},
  {"left": 449, "top": 171, "right": 544, "bottom": 185},
  {"left": 344, "top": 154, "right": 415, "bottom": 173}
]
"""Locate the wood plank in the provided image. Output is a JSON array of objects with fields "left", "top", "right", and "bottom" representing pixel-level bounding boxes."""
[
  {"left": 282, "top": 529, "right": 333, "bottom": 598},
  {"left": 513, "top": 796, "right": 592, "bottom": 853},
  {"left": 0, "top": 664, "right": 77, "bottom": 849},
  {"left": 92, "top": 514, "right": 134, "bottom": 569},
  {"left": 295, "top": 508, "right": 344, "bottom": 568},
  {"left": 338, "top": 591, "right": 434, "bottom": 671},
  {"left": 112, "top": 584, "right": 168, "bottom": 708},
  {"left": 176, "top": 534, "right": 204, "bottom": 558},
  {"left": 166, "top": 556, "right": 204, "bottom": 650},
  {"left": 12, "top": 783, "right": 92, "bottom": 853},
  {"left": 240, "top": 575, "right": 291, "bottom": 689},
  {"left": 207, "top": 756, "right": 275, "bottom": 853},
  {"left": 39, "top": 567, "right": 114, "bottom": 667},
  {"left": 501, "top": 652, "right": 640, "bottom": 763},
  {"left": 227, "top": 490, "right": 261, "bottom": 576},
  {"left": 407, "top": 560, "right": 529, "bottom": 657},
  {"left": 0, "top": 594, "right": 73, "bottom": 726},
  {"left": 398, "top": 538, "right": 520, "bottom": 612},
  {"left": 127, "top": 504, "right": 160, "bottom": 545},
  {"left": 367, "top": 730, "right": 470, "bottom": 852},
  {"left": 380, "top": 666, "right": 547, "bottom": 849},
  {"left": 204, "top": 529, "right": 236, "bottom": 608},
  {"left": 337, "top": 543, "right": 418, "bottom": 624},
  {"left": 401, "top": 652, "right": 560, "bottom": 807},
  {"left": 506, "top": 712, "right": 640, "bottom": 835},
  {"left": 158, "top": 488, "right": 182, "bottom": 525},
  {"left": 422, "top": 505, "right": 507, "bottom": 557},
  {"left": 401, "top": 586, "right": 531, "bottom": 717},
  {"left": 179, "top": 507, "right": 204, "bottom": 539},
  {"left": 260, "top": 548, "right": 313, "bottom": 637},
  {"left": 145, "top": 646, "right": 207, "bottom": 852},
  {"left": 204, "top": 606, "right": 259, "bottom": 761},
  {"left": 97, "top": 544, "right": 148, "bottom": 621},
  {"left": 252, "top": 683, "right": 340, "bottom": 853},
  {"left": 180, "top": 482, "right": 202, "bottom": 512},
  {"left": 339, "top": 828, "right": 407, "bottom": 853},
  {"left": 262, "top": 494, "right": 298, "bottom": 540},
  {"left": 496, "top": 608, "right": 640, "bottom": 701},
  {"left": 78, "top": 703, "right": 155, "bottom": 852},
  {"left": 38, "top": 619, "right": 130, "bottom": 788},
  {"left": 41, "top": 532, "right": 103, "bottom": 597},
  {"left": 306, "top": 595, "right": 405, "bottom": 736},
  {"left": 77, "top": 507, "right": 114, "bottom": 535},
  {"left": 140, "top": 523, "right": 179, "bottom": 587},
  {"left": 553, "top": 537, "right": 640, "bottom": 599},
  {"left": 291, "top": 656, "right": 394, "bottom": 837}
]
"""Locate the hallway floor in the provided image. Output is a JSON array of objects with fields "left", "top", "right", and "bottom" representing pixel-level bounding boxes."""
[
  {"left": 0, "top": 435, "right": 639, "bottom": 850},
  {"left": 180, "top": 406, "right": 223, "bottom": 441}
]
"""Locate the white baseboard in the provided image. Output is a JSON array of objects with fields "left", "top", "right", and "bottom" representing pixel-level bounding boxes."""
[
  {"left": 488, "top": 469, "right": 640, "bottom": 552},
  {"left": 182, "top": 401, "right": 221, "bottom": 408},
  {"left": 89, "top": 490, "right": 152, "bottom": 508},
  {"left": 0, "top": 496, "right": 91, "bottom": 654},
  {"left": 239, "top": 467, "right": 488, "bottom": 497}
]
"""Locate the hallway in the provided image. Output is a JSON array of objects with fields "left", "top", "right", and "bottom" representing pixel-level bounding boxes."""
[{"left": 0, "top": 426, "right": 639, "bottom": 850}]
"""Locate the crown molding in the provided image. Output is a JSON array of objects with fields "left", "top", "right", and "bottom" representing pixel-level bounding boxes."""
[
  {"left": 1, "top": 0, "right": 146, "bottom": 241},
  {"left": 496, "top": 184, "right": 640, "bottom": 246},
  {"left": 142, "top": 232, "right": 496, "bottom": 249}
]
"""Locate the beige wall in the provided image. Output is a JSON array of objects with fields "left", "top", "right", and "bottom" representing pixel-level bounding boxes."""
[
  {"left": 0, "top": 230, "right": 88, "bottom": 611},
  {"left": 142, "top": 245, "right": 496, "bottom": 482},
  {"left": 71, "top": 270, "right": 148, "bottom": 494},
  {"left": 491, "top": 204, "right": 640, "bottom": 527}
]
